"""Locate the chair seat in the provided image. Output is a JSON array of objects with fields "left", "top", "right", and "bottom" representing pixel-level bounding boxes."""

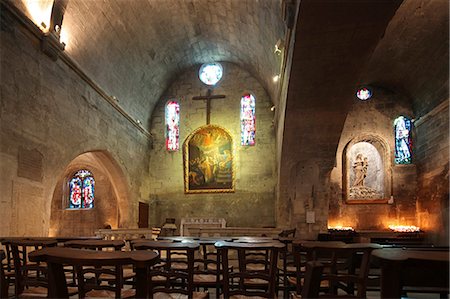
[
  {"left": 194, "top": 273, "right": 221, "bottom": 284},
  {"left": 220, "top": 295, "right": 273, "bottom": 299},
  {"left": 245, "top": 264, "right": 266, "bottom": 271},
  {"left": 17, "top": 286, "right": 48, "bottom": 298},
  {"left": 152, "top": 291, "right": 209, "bottom": 299},
  {"left": 244, "top": 277, "right": 269, "bottom": 285},
  {"left": 85, "top": 288, "right": 135, "bottom": 298}
]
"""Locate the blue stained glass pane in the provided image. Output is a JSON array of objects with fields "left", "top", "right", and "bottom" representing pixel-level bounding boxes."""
[
  {"left": 166, "top": 101, "right": 180, "bottom": 151},
  {"left": 394, "top": 116, "right": 412, "bottom": 164},
  {"left": 240, "top": 94, "right": 256, "bottom": 146}
]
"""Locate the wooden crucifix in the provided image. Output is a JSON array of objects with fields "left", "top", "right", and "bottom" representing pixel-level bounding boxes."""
[{"left": 192, "top": 89, "right": 226, "bottom": 125}]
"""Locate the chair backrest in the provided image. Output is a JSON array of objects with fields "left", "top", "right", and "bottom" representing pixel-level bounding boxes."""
[
  {"left": 298, "top": 242, "right": 381, "bottom": 298},
  {"left": 279, "top": 228, "right": 296, "bottom": 238},
  {"left": 76, "top": 264, "right": 124, "bottom": 298},
  {"left": 10, "top": 239, "right": 58, "bottom": 297},
  {"left": 132, "top": 240, "right": 200, "bottom": 298},
  {"left": 215, "top": 241, "right": 285, "bottom": 298},
  {"left": 64, "top": 239, "right": 126, "bottom": 297}
]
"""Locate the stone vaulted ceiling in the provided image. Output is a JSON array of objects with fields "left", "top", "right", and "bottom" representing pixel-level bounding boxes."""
[
  {"left": 11, "top": 0, "right": 448, "bottom": 130},
  {"left": 56, "top": 0, "right": 286, "bottom": 128}
]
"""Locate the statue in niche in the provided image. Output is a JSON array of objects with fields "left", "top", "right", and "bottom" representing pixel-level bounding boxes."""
[
  {"left": 349, "top": 152, "right": 381, "bottom": 199},
  {"left": 352, "top": 153, "right": 368, "bottom": 187}
]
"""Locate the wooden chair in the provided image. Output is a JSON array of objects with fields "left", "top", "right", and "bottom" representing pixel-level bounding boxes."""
[
  {"left": 276, "top": 236, "right": 299, "bottom": 298},
  {"left": 10, "top": 239, "right": 58, "bottom": 297},
  {"left": 28, "top": 247, "right": 159, "bottom": 298},
  {"left": 289, "top": 241, "right": 345, "bottom": 297},
  {"left": 294, "top": 242, "right": 381, "bottom": 298},
  {"left": 215, "top": 240, "right": 285, "bottom": 298},
  {"left": 192, "top": 238, "right": 233, "bottom": 299},
  {"left": 0, "top": 238, "right": 18, "bottom": 296},
  {"left": 132, "top": 240, "right": 209, "bottom": 299},
  {"left": 1, "top": 250, "right": 8, "bottom": 298},
  {"left": 63, "top": 239, "right": 135, "bottom": 296}
]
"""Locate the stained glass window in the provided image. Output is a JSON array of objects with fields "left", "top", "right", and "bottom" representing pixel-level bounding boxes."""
[
  {"left": 394, "top": 116, "right": 412, "bottom": 164},
  {"left": 356, "top": 87, "right": 372, "bottom": 100},
  {"left": 166, "top": 101, "right": 180, "bottom": 151},
  {"left": 68, "top": 170, "right": 94, "bottom": 209},
  {"left": 240, "top": 93, "right": 256, "bottom": 146},
  {"left": 199, "top": 63, "right": 223, "bottom": 86}
]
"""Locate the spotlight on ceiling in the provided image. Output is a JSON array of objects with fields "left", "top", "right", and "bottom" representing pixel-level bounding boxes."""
[{"left": 272, "top": 75, "right": 280, "bottom": 83}]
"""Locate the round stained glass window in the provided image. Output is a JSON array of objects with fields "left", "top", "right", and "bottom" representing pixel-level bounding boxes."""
[
  {"left": 356, "top": 87, "right": 372, "bottom": 100},
  {"left": 199, "top": 63, "right": 223, "bottom": 86}
]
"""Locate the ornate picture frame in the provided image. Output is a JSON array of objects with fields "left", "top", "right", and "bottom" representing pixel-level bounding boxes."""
[{"left": 184, "top": 125, "right": 235, "bottom": 193}]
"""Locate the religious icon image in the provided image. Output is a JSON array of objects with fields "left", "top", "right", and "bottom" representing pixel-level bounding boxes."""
[{"left": 184, "top": 125, "right": 234, "bottom": 193}]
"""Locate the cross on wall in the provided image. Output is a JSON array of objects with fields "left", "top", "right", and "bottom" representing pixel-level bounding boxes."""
[{"left": 192, "top": 89, "right": 226, "bottom": 125}]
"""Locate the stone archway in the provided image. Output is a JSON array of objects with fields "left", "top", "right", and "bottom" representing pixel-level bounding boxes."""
[{"left": 49, "top": 150, "right": 129, "bottom": 236}]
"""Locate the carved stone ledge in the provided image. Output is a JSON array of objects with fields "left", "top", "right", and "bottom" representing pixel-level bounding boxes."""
[{"left": 41, "top": 32, "right": 65, "bottom": 61}]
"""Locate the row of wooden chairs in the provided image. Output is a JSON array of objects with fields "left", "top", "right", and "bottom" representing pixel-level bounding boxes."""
[{"left": 1, "top": 236, "right": 382, "bottom": 299}]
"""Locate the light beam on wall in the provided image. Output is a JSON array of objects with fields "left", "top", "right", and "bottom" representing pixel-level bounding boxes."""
[{"left": 23, "top": 0, "right": 53, "bottom": 32}]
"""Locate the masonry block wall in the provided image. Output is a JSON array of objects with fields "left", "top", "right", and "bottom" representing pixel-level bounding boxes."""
[
  {"left": 145, "top": 63, "right": 277, "bottom": 230},
  {"left": 415, "top": 101, "right": 449, "bottom": 245},
  {"left": 0, "top": 12, "right": 150, "bottom": 236},
  {"left": 329, "top": 89, "right": 417, "bottom": 230}
]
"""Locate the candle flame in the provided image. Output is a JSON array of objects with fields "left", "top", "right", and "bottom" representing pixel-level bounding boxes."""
[{"left": 388, "top": 225, "right": 421, "bottom": 232}]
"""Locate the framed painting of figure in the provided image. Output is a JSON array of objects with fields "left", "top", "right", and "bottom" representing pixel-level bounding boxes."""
[
  {"left": 343, "top": 136, "right": 390, "bottom": 204},
  {"left": 184, "top": 125, "right": 234, "bottom": 193}
]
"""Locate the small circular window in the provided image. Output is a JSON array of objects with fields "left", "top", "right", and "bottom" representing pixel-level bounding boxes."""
[
  {"left": 199, "top": 63, "right": 223, "bottom": 86},
  {"left": 356, "top": 87, "right": 372, "bottom": 100}
]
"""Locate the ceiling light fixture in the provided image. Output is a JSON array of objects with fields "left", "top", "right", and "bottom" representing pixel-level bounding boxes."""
[
  {"left": 272, "top": 75, "right": 280, "bottom": 82},
  {"left": 274, "top": 39, "right": 284, "bottom": 55}
]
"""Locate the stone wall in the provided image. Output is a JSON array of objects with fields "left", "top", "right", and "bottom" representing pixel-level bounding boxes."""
[
  {"left": 415, "top": 101, "right": 449, "bottom": 245},
  {"left": 0, "top": 11, "right": 151, "bottom": 236},
  {"left": 329, "top": 88, "right": 417, "bottom": 230},
  {"left": 144, "top": 63, "right": 277, "bottom": 230}
]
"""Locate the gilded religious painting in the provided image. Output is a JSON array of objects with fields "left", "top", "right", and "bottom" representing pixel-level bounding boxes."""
[
  {"left": 344, "top": 139, "right": 389, "bottom": 203},
  {"left": 184, "top": 125, "right": 234, "bottom": 193}
]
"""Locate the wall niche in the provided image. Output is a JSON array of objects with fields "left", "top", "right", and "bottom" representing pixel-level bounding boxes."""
[{"left": 343, "top": 135, "right": 391, "bottom": 204}]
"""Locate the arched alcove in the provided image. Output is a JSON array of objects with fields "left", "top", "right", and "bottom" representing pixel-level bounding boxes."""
[
  {"left": 49, "top": 150, "right": 129, "bottom": 236},
  {"left": 342, "top": 134, "right": 391, "bottom": 204}
]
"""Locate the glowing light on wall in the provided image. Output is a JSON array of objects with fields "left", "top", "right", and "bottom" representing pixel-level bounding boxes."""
[
  {"left": 59, "top": 26, "right": 69, "bottom": 49},
  {"left": 22, "top": 0, "right": 53, "bottom": 32},
  {"left": 388, "top": 225, "right": 421, "bottom": 232},
  {"left": 328, "top": 225, "right": 354, "bottom": 231}
]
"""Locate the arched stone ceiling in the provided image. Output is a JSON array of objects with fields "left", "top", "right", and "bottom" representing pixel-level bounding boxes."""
[
  {"left": 58, "top": 0, "right": 286, "bottom": 128},
  {"left": 361, "top": 0, "right": 449, "bottom": 116}
]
